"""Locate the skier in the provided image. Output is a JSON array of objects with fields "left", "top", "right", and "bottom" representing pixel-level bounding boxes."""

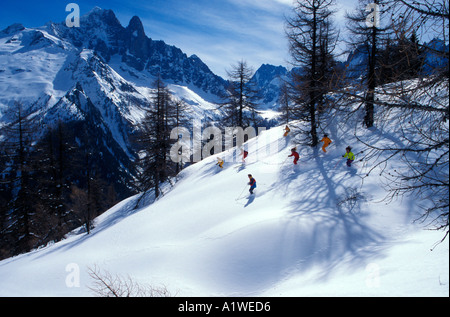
[
  {"left": 283, "top": 125, "right": 290, "bottom": 137},
  {"left": 342, "top": 146, "right": 355, "bottom": 167},
  {"left": 288, "top": 147, "right": 299, "bottom": 165},
  {"left": 248, "top": 174, "right": 256, "bottom": 194},
  {"left": 320, "top": 134, "right": 332, "bottom": 153},
  {"left": 216, "top": 157, "right": 224, "bottom": 169},
  {"left": 240, "top": 148, "right": 248, "bottom": 162}
]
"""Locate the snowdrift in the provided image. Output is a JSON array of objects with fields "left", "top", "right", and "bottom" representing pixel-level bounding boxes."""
[{"left": 0, "top": 122, "right": 448, "bottom": 297}]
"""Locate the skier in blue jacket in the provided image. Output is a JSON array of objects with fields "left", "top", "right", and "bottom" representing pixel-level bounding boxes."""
[{"left": 248, "top": 174, "right": 256, "bottom": 194}]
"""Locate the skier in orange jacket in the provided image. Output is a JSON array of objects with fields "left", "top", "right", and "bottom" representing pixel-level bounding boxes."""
[{"left": 320, "top": 134, "right": 332, "bottom": 153}]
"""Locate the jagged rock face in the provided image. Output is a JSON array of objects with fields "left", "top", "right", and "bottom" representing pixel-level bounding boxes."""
[
  {"left": 124, "top": 16, "right": 149, "bottom": 61},
  {"left": 251, "top": 64, "right": 288, "bottom": 108},
  {"left": 46, "top": 8, "right": 227, "bottom": 96}
]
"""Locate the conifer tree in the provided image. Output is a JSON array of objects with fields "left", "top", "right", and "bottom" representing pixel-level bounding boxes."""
[
  {"left": 136, "top": 77, "right": 178, "bottom": 199},
  {"left": 286, "top": 0, "right": 339, "bottom": 146},
  {"left": 222, "top": 60, "right": 260, "bottom": 128},
  {"left": 0, "top": 102, "right": 37, "bottom": 255},
  {"left": 36, "top": 121, "right": 72, "bottom": 242},
  {"left": 346, "top": 0, "right": 391, "bottom": 128}
]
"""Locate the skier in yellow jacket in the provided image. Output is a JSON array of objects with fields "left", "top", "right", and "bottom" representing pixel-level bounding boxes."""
[
  {"left": 216, "top": 157, "right": 224, "bottom": 168},
  {"left": 320, "top": 134, "right": 332, "bottom": 153},
  {"left": 342, "top": 146, "right": 355, "bottom": 167}
]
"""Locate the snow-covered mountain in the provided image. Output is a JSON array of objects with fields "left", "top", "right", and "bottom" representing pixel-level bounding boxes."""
[
  {"left": 0, "top": 8, "right": 290, "bottom": 188},
  {"left": 0, "top": 7, "right": 229, "bottom": 124},
  {"left": 0, "top": 107, "right": 447, "bottom": 296},
  {"left": 46, "top": 7, "right": 228, "bottom": 98},
  {"left": 0, "top": 8, "right": 234, "bottom": 197},
  {"left": 343, "top": 38, "right": 449, "bottom": 81},
  {"left": 251, "top": 64, "right": 288, "bottom": 109}
]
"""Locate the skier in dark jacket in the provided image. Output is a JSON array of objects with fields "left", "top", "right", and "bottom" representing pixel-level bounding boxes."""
[{"left": 248, "top": 174, "right": 256, "bottom": 194}]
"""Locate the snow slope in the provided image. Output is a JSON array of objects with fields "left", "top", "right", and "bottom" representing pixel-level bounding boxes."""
[{"left": 0, "top": 122, "right": 448, "bottom": 297}]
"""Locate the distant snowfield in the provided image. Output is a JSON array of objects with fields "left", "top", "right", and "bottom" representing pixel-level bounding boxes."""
[{"left": 0, "top": 124, "right": 448, "bottom": 297}]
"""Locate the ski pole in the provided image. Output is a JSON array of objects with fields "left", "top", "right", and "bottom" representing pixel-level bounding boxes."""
[
  {"left": 235, "top": 184, "right": 247, "bottom": 200},
  {"left": 280, "top": 156, "right": 289, "bottom": 165},
  {"left": 334, "top": 156, "right": 344, "bottom": 169}
]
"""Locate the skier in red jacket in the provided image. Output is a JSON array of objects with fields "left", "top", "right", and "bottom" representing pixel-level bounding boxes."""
[
  {"left": 240, "top": 148, "right": 248, "bottom": 162},
  {"left": 288, "top": 148, "right": 299, "bottom": 165}
]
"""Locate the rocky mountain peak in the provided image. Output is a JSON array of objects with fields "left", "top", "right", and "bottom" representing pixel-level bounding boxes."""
[
  {"left": 126, "top": 16, "right": 146, "bottom": 38},
  {"left": 1, "top": 23, "right": 25, "bottom": 35},
  {"left": 81, "top": 7, "right": 122, "bottom": 29}
]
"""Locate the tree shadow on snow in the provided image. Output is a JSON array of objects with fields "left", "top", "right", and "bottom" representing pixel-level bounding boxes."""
[{"left": 272, "top": 148, "right": 387, "bottom": 282}]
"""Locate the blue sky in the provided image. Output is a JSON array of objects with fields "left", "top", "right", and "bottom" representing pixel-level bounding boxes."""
[{"left": 0, "top": 0, "right": 357, "bottom": 77}]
